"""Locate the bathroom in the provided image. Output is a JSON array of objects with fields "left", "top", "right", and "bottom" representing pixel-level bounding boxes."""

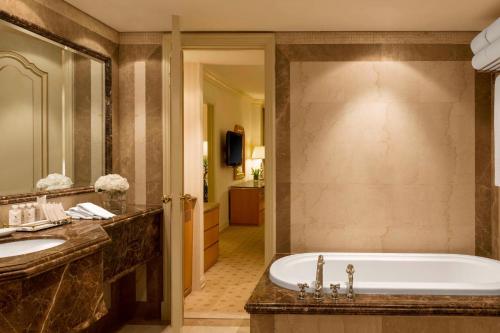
[{"left": 0, "top": 0, "right": 500, "bottom": 332}]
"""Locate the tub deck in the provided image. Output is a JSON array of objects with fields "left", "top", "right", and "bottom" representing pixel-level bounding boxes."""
[{"left": 245, "top": 254, "right": 500, "bottom": 316}]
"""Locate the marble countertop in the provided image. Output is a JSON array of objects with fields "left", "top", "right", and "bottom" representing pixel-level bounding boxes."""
[
  {"left": 245, "top": 254, "right": 500, "bottom": 316},
  {"left": 0, "top": 204, "right": 162, "bottom": 282}
]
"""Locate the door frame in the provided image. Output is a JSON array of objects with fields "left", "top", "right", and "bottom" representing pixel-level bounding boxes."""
[
  {"left": 182, "top": 32, "right": 277, "bottom": 266},
  {"left": 162, "top": 32, "right": 276, "bottom": 331}
]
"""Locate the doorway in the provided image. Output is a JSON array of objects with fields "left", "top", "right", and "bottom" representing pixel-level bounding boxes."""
[
  {"left": 182, "top": 50, "right": 266, "bottom": 322},
  {"left": 162, "top": 31, "right": 276, "bottom": 333}
]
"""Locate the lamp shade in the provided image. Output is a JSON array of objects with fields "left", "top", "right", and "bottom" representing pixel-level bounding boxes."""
[
  {"left": 203, "top": 141, "right": 208, "bottom": 157},
  {"left": 252, "top": 146, "right": 265, "bottom": 159}
]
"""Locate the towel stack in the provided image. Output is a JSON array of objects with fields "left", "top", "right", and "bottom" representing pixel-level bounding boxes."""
[
  {"left": 471, "top": 18, "right": 500, "bottom": 71},
  {"left": 66, "top": 202, "right": 116, "bottom": 220}
]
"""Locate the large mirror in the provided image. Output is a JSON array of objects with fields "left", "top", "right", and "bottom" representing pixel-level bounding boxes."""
[{"left": 0, "top": 19, "right": 110, "bottom": 197}]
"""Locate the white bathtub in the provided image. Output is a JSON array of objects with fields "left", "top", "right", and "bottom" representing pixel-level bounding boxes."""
[{"left": 269, "top": 252, "right": 500, "bottom": 296}]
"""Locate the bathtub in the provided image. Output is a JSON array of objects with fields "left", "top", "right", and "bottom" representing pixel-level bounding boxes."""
[{"left": 269, "top": 252, "right": 500, "bottom": 296}]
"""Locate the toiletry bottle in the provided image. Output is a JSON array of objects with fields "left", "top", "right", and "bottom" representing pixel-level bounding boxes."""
[
  {"left": 8, "top": 205, "right": 22, "bottom": 226},
  {"left": 18, "top": 204, "right": 26, "bottom": 224},
  {"left": 32, "top": 203, "right": 39, "bottom": 220},
  {"left": 25, "top": 203, "right": 36, "bottom": 224}
]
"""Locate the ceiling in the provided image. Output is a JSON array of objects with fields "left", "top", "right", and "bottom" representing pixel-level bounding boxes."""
[
  {"left": 205, "top": 65, "right": 265, "bottom": 100},
  {"left": 184, "top": 50, "right": 264, "bottom": 100},
  {"left": 183, "top": 50, "right": 264, "bottom": 66},
  {"left": 64, "top": 0, "right": 500, "bottom": 32}
]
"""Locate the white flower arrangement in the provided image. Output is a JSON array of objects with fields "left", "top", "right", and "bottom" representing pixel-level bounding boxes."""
[
  {"left": 36, "top": 173, "right": 73, "bottom": 191},
  {"left": 94, "top": 174, "right": 129, "bottom": 193}
]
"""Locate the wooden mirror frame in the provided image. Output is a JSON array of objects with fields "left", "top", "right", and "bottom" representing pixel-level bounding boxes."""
[
  {"left": 233, "top": 125, "right": 246, "bottom": 180},
  {"left": 0, "top": 11, "right": 112, "bottom": 204}
]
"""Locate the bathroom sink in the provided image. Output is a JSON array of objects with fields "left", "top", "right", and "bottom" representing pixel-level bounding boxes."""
[{"left": 0, "top": 238, "right": 66, "bottom": 259}]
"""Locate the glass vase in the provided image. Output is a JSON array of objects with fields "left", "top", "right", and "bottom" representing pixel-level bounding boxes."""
[{"left": 100, "top": 190, "right": 127, "bottom": 214}]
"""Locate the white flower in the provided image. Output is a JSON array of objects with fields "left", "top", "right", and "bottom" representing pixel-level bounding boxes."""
[
  {"left": 36, "top": 173, "right": 73, "bottom": 191},
  {"left": 94, "top": 174, "right": 129, "bottom": 192}
]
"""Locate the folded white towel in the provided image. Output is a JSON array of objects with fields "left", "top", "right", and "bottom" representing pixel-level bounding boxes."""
[
  {"left": 471, "top": 30, "right": 489, "bottom": 55},
  {"left": 472, "top": 37, "right": 500, "bottom": 71},
  {"left": 487, "top": 19, "right": 500, "bottom": 45},
  {"left": 471, "top": 18, "right": 500, "bottom": 54},
  {"left": 77, "top": 203, "right": 115, "bottom": 219}
]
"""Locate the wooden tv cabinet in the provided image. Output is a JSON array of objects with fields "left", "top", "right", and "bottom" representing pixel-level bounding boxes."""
[{"left": 229, "top": 181, "right": 265, "bottom": 226}]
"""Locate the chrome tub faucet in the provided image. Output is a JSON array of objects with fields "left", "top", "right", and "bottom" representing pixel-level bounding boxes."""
[
  {"left": 346, "top": 264, "right": 355, "bottom": 299},
  {"left": 314, "top": 255, "right": 325, "bottom": 301}
]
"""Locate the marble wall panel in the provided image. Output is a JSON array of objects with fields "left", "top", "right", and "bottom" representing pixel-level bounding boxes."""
[
  {"left": 276, "top": 41, "right": 493, "bottom": 255},
  {"left": 118, "top": 42, "right": 163, "bottom": 205},
  {"left": 289, "top": 60, "right": 475, "bottom": 253}
]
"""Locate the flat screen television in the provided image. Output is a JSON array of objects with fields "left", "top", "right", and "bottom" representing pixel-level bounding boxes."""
[{"left": 226, "top": 131, "right": 243, "bottom": 166}]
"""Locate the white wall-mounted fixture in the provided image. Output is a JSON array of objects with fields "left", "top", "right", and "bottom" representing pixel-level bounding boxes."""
[
  {"left": 472, "top": 19, "right": 500, "bottom": 185},
  {"left": 471, "top": 18, "right": 500, "bottom": 71}
]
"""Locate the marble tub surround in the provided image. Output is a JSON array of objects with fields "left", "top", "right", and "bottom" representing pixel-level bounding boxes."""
[
  {"left": 275, "top": 39, "right": 494, "bottom": 256},
  {"left": 246, "top": 255, "right": 500, "bottom": 317},
  {"left": 251, "top": 314, "right": 500, "bottom": 333}
]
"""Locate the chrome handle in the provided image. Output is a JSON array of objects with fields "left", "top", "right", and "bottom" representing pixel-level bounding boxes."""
[
  {"left": 180, "top": 194, "right": 193, "bottom": 201},
  {"left": 162, "top": 194, "right": 172, "bottom": 203},
  {"left": 330, "top": 283, "right": 340, "bottom": 300},
  {"left": 297, "top": 283, "right": 309, "bottom": 300},
  {"left": 313, "top": 280, "right": 324, "bottom": 302}
]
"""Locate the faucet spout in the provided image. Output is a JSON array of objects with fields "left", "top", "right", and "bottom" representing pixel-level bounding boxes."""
[{"left": 314, "top": 255, "right": 325, "bottom": 301}]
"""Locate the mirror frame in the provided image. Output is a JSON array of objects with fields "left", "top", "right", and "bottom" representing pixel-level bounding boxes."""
[{"left": 0, "top": 10, "right": 112, "bottom": 204}]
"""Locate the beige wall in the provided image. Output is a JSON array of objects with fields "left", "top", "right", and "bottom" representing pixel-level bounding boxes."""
[
  {"left": 184, "top": 62, "right": 205, "bottom": 290},
  {"left": 204, "top": 76, "right": 264, "bottom": 230},
  {"left": 290, "top": 60, "right": 475, "bottom": 254}
]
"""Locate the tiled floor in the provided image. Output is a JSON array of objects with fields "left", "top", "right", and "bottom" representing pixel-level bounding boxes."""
[{"left": 184, "top": 223, "right": 265, "bottom": 319}]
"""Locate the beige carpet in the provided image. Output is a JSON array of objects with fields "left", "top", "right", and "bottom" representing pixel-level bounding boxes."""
[{"left": 184, "top": 223, "right": 265, "bottom": 319}]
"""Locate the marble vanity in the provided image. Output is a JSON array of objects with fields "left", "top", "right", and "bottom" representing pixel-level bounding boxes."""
[{"left": 0, "top": 204, "right": 163, "bottom": 332}]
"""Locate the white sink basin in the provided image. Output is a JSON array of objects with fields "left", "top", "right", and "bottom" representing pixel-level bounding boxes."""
[{"left": 0, "top": 238, "right": 66, "bottom": 258}]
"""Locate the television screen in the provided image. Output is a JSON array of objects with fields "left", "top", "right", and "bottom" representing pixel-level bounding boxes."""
[{"left": 226, "top": 131, "right": 243, "bottom": 166}]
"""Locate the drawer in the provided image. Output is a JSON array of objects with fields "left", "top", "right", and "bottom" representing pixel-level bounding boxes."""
[
  {"left": 204, "top": 225, "right": 219, "bottom": 249},
  {"left": 204, "top": 207, "right": 219, "bottom": 231},
  {"left": 204, "top": 242, "right": 219, "bottom": 272}
]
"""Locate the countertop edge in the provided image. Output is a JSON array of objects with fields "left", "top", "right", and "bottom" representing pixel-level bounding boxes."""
[
  {"left": 0, "top": 233, "right": 111, "bottom": 282},
  {"left": 244, "top": 303, "right": 500, "bottom": 317},
  {"left": 100, "top": 206, "right": 163, "bottom": 228}
]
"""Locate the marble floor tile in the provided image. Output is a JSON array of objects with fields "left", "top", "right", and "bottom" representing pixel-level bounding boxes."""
[{"left": 184, "top": 224, "right": 265, "bottom": 318}]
